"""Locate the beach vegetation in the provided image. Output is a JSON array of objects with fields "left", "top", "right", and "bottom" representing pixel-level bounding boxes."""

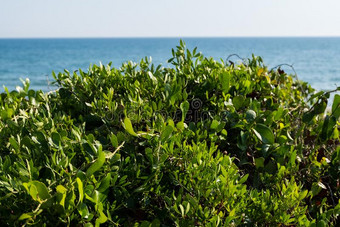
[{"left": 0, "top": 41, "right": 339, "bottom": 226}]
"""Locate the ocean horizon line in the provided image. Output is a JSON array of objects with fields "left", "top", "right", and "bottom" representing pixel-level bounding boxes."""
[{"left": 1, "top": 36, "right": 340, "bottom": 40}]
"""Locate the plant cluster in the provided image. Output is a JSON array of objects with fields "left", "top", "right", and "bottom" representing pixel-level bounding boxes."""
[{"left": 0, "top": 41, "right": 339, "bottom": 226}]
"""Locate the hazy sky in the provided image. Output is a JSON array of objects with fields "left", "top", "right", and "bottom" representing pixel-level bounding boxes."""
[{"left": 1, "top": 0, "right": 340, "bottom": 38}]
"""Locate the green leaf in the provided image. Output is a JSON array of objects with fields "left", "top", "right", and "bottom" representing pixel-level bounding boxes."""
[
  {"left": 86, "top": 149, "right": 105, "bottom": 177},
  {"left": 180, "top": 101, "right": 190, "bottom": 122},
  {"left": 274, "top": 107, "right": 284, "bottom": 121},
  {"left": 56, "top": 185, "right": 67, "bottom": 194},
  {"left": 76, "top": 178, "right": 84, "bottom": 204},
  {"left": 161, "top": 125, "right": 174, "bottom": 142},
  {"left": 179, "top": 204, "right": 185, "bottom": 217},
  {"left": 233, "top": 96, "right": 245, "bottom": 110},
  {"left": 97, "top": 173, "right": 111, "bottom": 192},
  {"left": 78, "top": 203, "right": 90, "bottom": 219},
  {"left": 9, "top": 137, "right": 19, "bottom": 151},
  {"left": 32, "top": 181, "right": 51, "bottom": 201},
  {"left": 303, "top": 100, "right": 327, "bottom": 123},
  {"left": 84, "top": 223, "right": 94, "bottom": 227},
  {"left": 185, "top": 202, "right": 190, "bottom": 214},
  {"left": 299, "top": 190, "right": 308, "bottom": 200},
  {"left": 246, "top": 110, "right": 256, "bottom": 122},
  {"left": 24, "top": 181, "right": 51, "bottom": 202},
  {"left": 221, "top": 129, "right": 228, "bottom": 137},
  {"left": 239, "top": 174, "right": 249, "bottom": 184},
  {"left": 320, "top": 115, "right": 336, "bottom": 140},
  {"left": 316, "top": 220, "right": 327, "bottom": 227},
  {"left": 18, "top": 212, "right": 34, "bottom": 221},
  {"left": 2, "top": 108, "right": 14, "bottom": 120},
  {"left": 134, "top": 184, "right": 147, "bottom": 193},
  {"left": 140, "top": 221, "right": 151, "bottom": 227},
  {"left": 220, "top": 72, "right": 230, "bottom": 93},
  {"left": 123, "top": 117, "right": 138, "bottom": 137},
  {"left": 148, "top": 71, "right": 157, "bottom": 84},
  {"left": 110, "top": 134, "right": 118, "bottom": 148},
  {"left": 290, "top": 150, "right": 297, "bottom": 167},
  {"left": 229, "top": 208, "right": 236, "bottom": 217},
  {"left": 311, "top": 182, "right": 322, "bottom": 197},
  {"left": 176, "top": 121, "right": 186, "bottom": 131},
  {"left": 302, "top": 112, "right": 314, "bottom": 123},
  {"left": 314, "top": 101, "right": 327, "bottom": 115},
  {"left": 210, "top": 120, "right": 219, "bottom": 130},
  {"left": 29, "top": 184, "right": 38, "bottom": 201},
  {"left": 56, "top": 185, "right": 67, "bottom": 207},
  {"left": 51, "top": 132, "right": 61, "bottom": 145},
  {"left": 95, "top": 210, "right": 107, "bottom": 227},
  {"left": 255, "top": 157, "right": 265, "bottom": 168},
  {"left": 253, "top": 124, "right": 275, "bottom": 144},
  {"left": 180, "top": 39, "right": 185, "bottom": 47},
  {"left": 151, "top": 219, "right": 161, "bottom": 227},
  {"left": 332, "top": 94, "right": 340, "bottom": 118}
]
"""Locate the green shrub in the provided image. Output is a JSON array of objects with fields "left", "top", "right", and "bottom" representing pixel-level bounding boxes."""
[{"left": 0, "top": 41, "right": 339, "bottom": 226}]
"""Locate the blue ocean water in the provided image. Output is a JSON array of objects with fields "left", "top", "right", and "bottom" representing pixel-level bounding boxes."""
[{"left": 0, "top": 38, "right": 339, "bottom": 92}]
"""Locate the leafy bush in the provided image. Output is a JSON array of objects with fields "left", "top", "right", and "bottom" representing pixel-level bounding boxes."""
[{"left": 0, "top": 41, "right": 339, "bottom": 226}]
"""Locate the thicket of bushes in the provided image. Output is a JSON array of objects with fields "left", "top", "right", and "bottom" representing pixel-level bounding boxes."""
[{"left": 0, "top": 41, "right": 339, "bottom": 226}]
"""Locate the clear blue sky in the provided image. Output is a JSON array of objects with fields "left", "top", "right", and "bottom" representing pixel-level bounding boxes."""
[{"left": 1, "top": 0, "right": 340, "bottom": 38}]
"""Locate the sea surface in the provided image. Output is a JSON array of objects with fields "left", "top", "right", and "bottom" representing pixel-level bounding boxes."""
[{"left": 0, "top": 38, "right": 340, "bottom": 93}]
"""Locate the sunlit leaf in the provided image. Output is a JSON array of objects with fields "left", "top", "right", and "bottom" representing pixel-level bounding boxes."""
[
  {"left": 86, "top": 149, "right": 105, "bottom": 177},
  {"left": 253, "top": 124, "right": 274, "bottom": 144},
  {"left": 123, "top": 117, "right": 138, "bottom": 137}
]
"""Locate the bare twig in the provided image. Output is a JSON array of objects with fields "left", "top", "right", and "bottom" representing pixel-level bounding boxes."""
[
  {"left": 226, "top": 54, "right": 247, "bottom": 65},
  {"left": 325, "top": 182, "right": 336, "bottom": 206},
  {"left": 270, "top": 63, "right": 306, "bottom": 96},
  {"left": 106, "top": 141, "right": 125, "bottom": 159}
]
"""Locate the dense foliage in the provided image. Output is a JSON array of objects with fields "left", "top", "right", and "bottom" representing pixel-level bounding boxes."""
[{"left": 0, "top": 41, "right": 339, "bottom": 226}]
